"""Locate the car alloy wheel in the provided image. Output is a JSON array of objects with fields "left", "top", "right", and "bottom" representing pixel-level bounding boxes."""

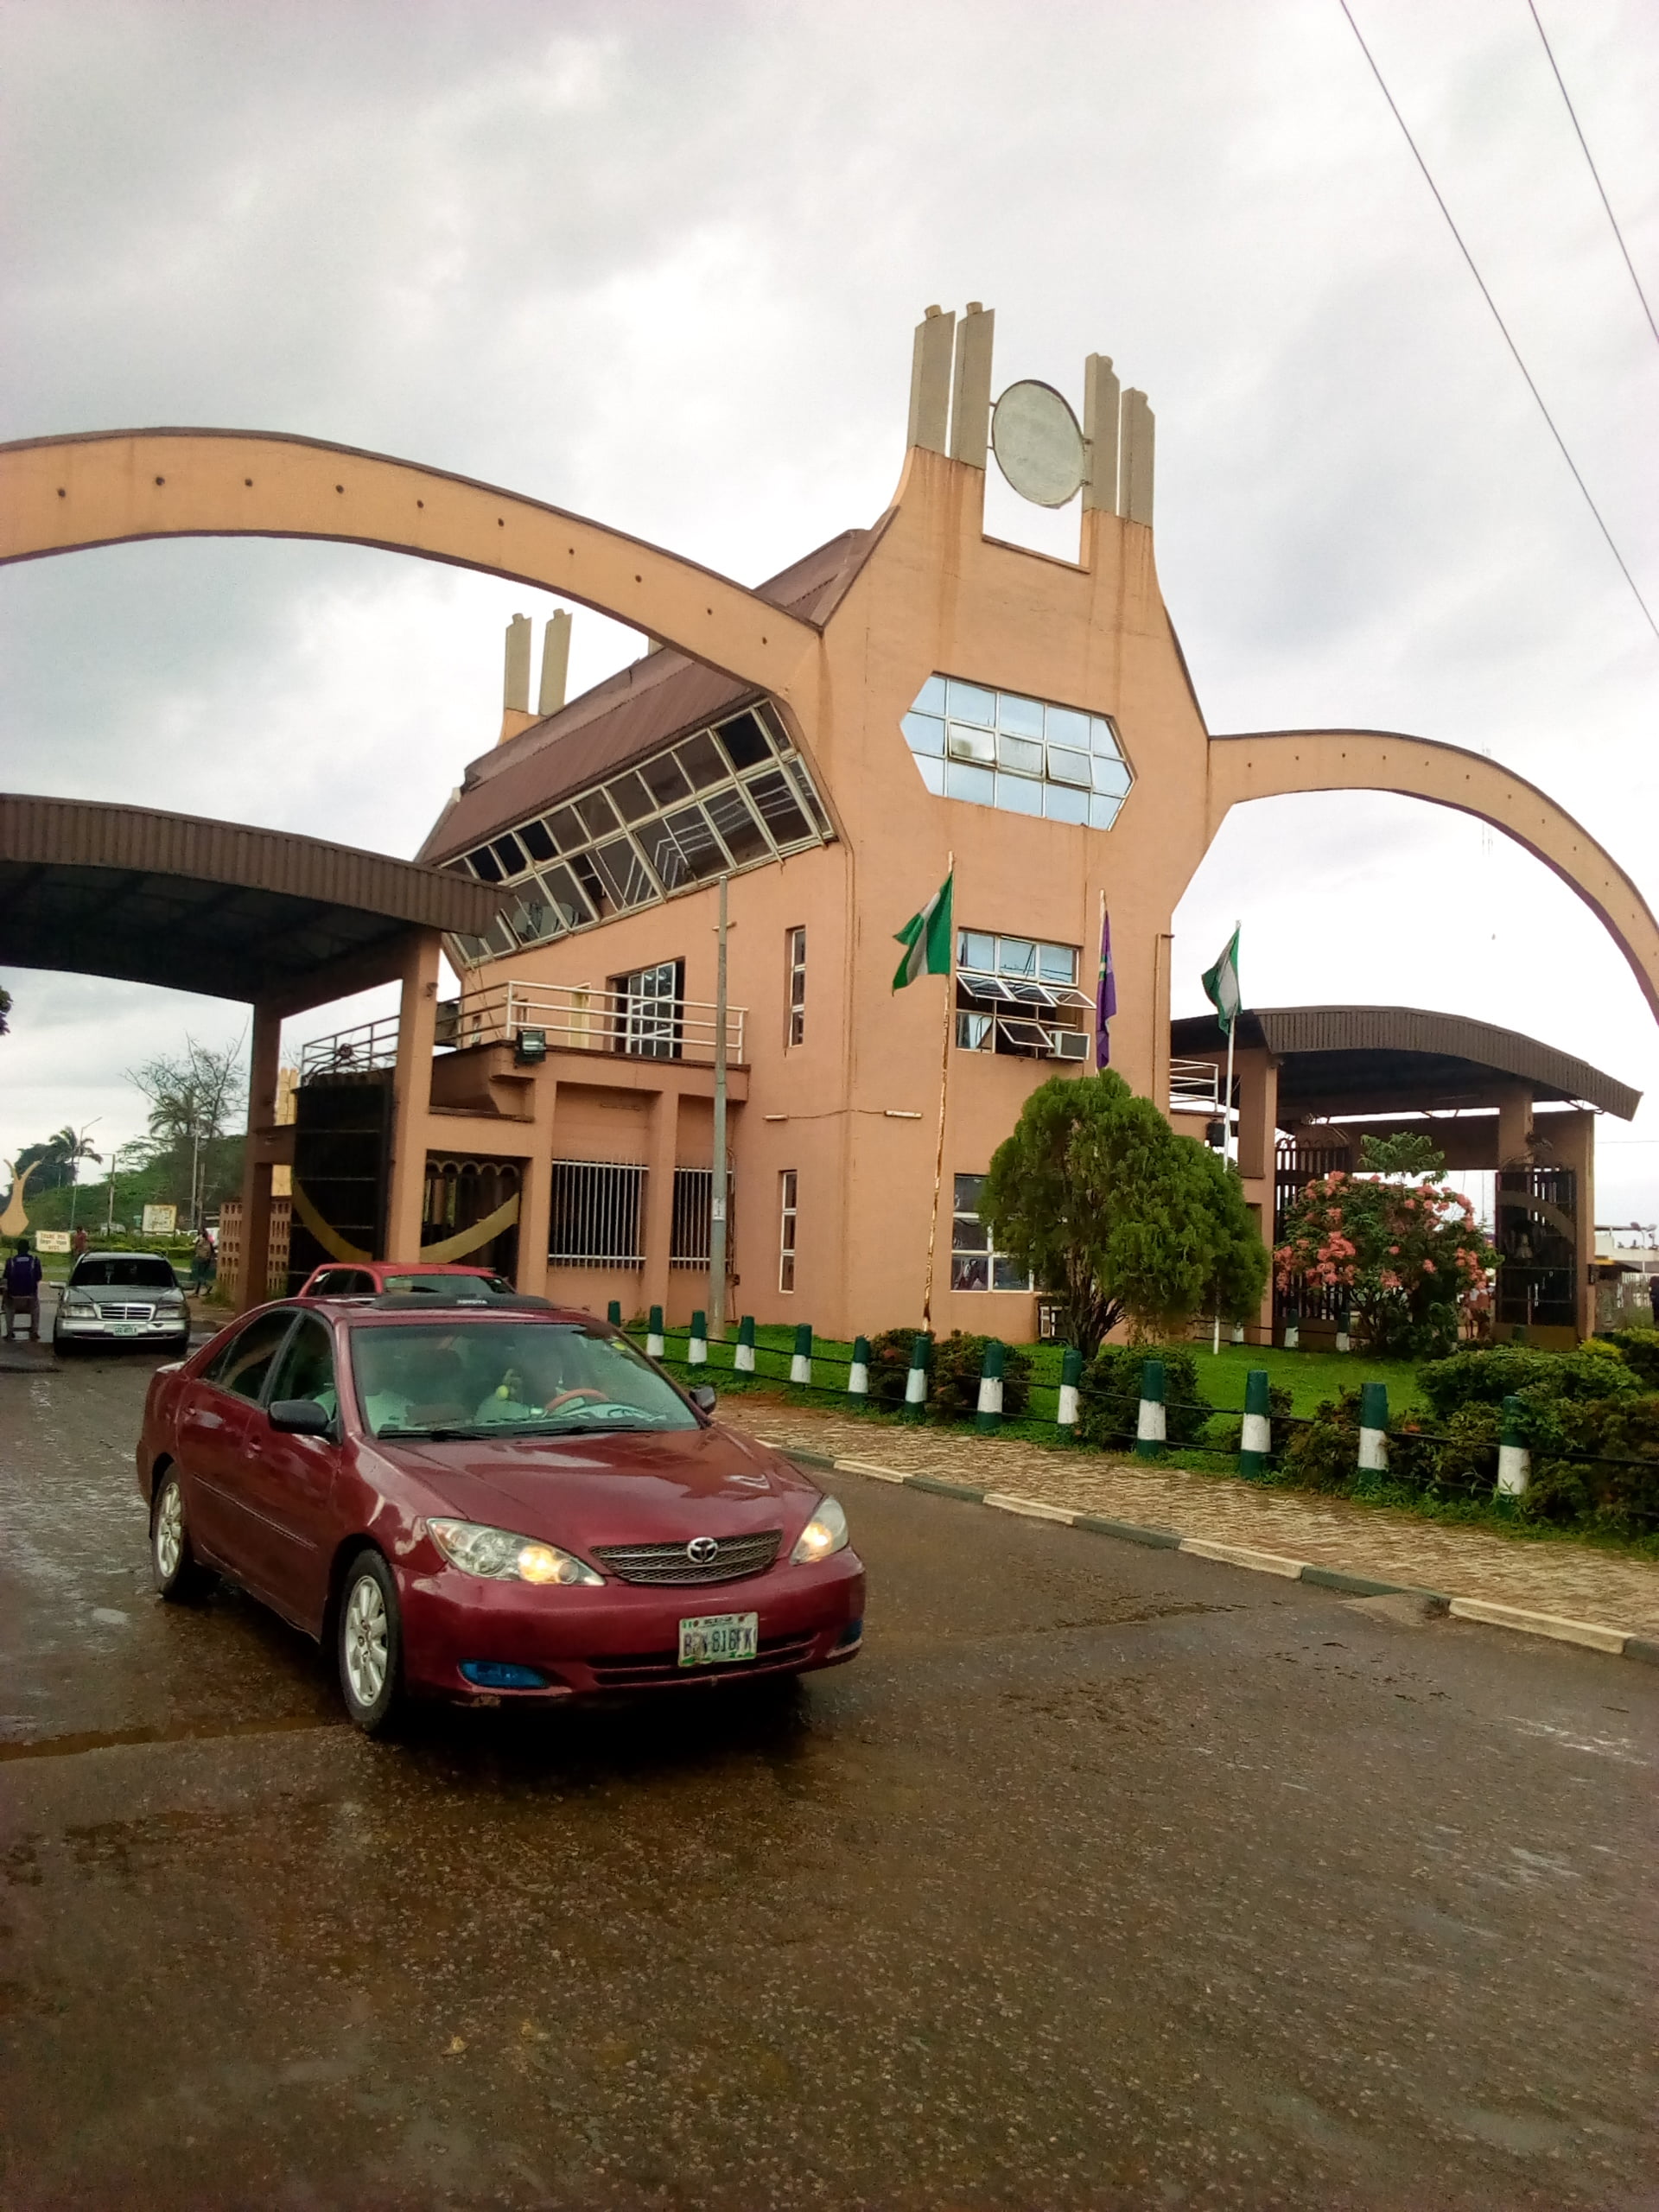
[
  {"left": 337, "top": 1552, "right": 403, "bottom": 1736},
  {"left": 151, "top": 1472, "right": 213, "bottom": 1603}
]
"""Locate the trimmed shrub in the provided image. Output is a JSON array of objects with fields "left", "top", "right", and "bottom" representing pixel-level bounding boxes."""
[
  {"left": 1415, "top": 1343, "right": 1636, "bottom": 1420},
  {"left": 1388, "top": 1402, "right": 1503, "bottom": 1500},
  {"left": 1511, "top": 1392, "right": 1659, "bottom": 1537},
  {"left": 1079, "top": 1343, "right": 1211, "bottom": 1449},
  {"left": 866, "top": 1326, "right": 925, "bottom": 1409},
  {"left": 1278, "top": 1390, "right": 1363, "bottom": 1491},
  {"left": 927, "top": 1332, "right": 1033, "bottom": 1422},
  {"left": 1605, "top": 1330, "right": 1659, "bottom": 1389}
]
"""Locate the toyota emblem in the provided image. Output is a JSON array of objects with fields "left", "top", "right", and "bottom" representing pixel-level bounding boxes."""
[{"left": 686, "top": 1535, "right": 720, "bottom": 1566}]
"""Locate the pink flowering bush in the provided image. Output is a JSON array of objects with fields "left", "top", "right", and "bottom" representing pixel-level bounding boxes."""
[{"left": 1274, "top": 1168, "right": 1495, "bottom": 1359}]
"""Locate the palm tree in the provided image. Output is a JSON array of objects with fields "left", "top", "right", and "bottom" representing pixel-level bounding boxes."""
[{"left": 48, "top": 1124, "right": 102, "bottom": 1230}]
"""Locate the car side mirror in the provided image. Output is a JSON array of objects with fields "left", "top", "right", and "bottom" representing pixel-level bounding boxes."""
[
  {"left": 268, "top": 1398, "right": 334, "bottom": 1437},
  {"left": 690, "top": 1382, "right": 717, "bottom": 1415}
]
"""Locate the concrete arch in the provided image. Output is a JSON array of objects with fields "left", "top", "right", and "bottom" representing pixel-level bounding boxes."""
[
  {"left": 1207, "top": 728, "right": 1659, "bottom": 1025},
  {"left": 0, "top": 428, "right": 819, "bottom": 702}
]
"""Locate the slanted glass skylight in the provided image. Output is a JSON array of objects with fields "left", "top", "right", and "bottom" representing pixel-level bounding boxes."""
[
  {"left": 900, "top": 676, "right": 1132, "bottom": 830},
  {"left": 445, "top": 705, "right": 834, "bottom": 966}
]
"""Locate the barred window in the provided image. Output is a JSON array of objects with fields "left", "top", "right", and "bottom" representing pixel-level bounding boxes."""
[
  {"left": 950, "top": 1173, "right": 1032, "bottom": 1292},
  {"left": 779, "top": 1170, "right": 798, "bottom": 1294},
  {"left": 785, "top": 925, "right": 806, "bottom": 1047},
  {"left": 548, "top": 1161, "right": 645, "bottom": 1266},
  {"left": 671, "top": 1166, "right": 734, "bottom": 1268}
]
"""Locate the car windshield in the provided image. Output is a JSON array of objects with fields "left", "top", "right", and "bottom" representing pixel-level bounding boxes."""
[
  {"left": 72, "top": 1257, "right": 178, "bottom": 1289},
  {"left": 348, "top": 1320, "right": 699, "bottom": 1439},
  {"left": 378, "top": 1271, "right": 512, "bottom": 1297}
]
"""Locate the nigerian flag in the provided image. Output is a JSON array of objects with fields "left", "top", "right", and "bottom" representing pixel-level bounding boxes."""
[
  {"left": 1202, "top": 924, "right": 1242, "bottom": 1033},
  {"left": 892, "top": 871, "right": 954, "bottom": 990}
]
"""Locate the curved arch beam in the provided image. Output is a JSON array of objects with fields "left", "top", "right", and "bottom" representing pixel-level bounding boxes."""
[
  {"left": 0, "top": 429, "right": 819, "bottom": 701},
  {"left": 1208, "top": 728, "right": 1659, "bottom": 1024}
]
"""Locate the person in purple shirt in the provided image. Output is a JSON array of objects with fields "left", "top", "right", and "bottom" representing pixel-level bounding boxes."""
[{"left": 3, "top": 1238, "right": 44, "bottom": 1341}]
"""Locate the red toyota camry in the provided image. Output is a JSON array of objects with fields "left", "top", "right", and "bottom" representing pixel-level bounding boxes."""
[{"left": 136, "top": 1296, "right": 864, "bottom": 1732}]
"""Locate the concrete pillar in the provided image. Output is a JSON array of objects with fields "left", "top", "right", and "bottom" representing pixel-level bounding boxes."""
[
  {"left": 1496, "top": 1084, "right": 1532, "bottom": 1166},
  {"left": 949, "top": 303, "right": 995, "bottom": 467},
  {"left": 385, "top": 930, "right": 442, "bottom": 1263},
  {"left": 1551, "top": 1109, "right": 1597, "bottom": 1340},
  {"left": 503, "top": 614, "right": 531, "bottom": 712},
  {"left": 641, "top": 1089, "right": 678, "bottom": 1320},
  {"left": 1151, "top": 932, "right": 1173, "bottom": 1119},
  {"left": 1118, "top": 389, "right": 1154, "bottom": 525},
  {"left": 513, "top": 1071, "right": 558, "bottom": 1298},
  {"left": 235, "top": 1000, "right": 283, "bottom": 1309},
  {"left": 1235, "top": 1049, "right": 1280, "bottom": 1184},
  {"left": 1083, "top": 354, "right": 1120, "bottom": 512},
  {"left": 538, "top": 612, "right": 570, "bottom": 716},
  {"left": 907, "top": 307, "right": 955, "bottom": 454}
]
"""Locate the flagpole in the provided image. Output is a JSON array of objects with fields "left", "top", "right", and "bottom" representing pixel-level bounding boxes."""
[
  {"left": 920, "top": 850, "right": 956, "bottom": 1332},
  {"left": 1211, "top": 921, "right": 1239, "bottom": 1357}
]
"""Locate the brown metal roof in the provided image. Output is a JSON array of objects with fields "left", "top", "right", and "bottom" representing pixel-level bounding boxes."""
[
  {"left": 1, "top": 792, "right": 503, "bottom": 1003},
  {"left": 1169, "top": 1003, "right": 1639, "bottom": 1120},
  {"left": 420, "top": 523, "right": 884, "bottom": 867}
]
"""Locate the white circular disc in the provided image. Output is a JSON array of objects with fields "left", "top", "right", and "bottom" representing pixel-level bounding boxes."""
[{"left": 991, "top": 380, "right": 1086, "bottom": 508}]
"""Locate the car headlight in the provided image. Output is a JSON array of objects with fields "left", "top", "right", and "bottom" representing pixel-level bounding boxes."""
[
  {"left": 425, "top": 1517, "right": 603, "bottom": 1586},
  {"left": 791, "top": 1495, "right": 849, "bottom": 1564},
  {"left": 63, "top": 1291, "right": 96, "bottom": 1312},
  {"left": 157, "top": 1292, "right": 186, "bottom": 1309}
]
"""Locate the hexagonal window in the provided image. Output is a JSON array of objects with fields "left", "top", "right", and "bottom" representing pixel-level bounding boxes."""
[{"left": 900, "top": 676, "right": 1132, "bottom": 827}]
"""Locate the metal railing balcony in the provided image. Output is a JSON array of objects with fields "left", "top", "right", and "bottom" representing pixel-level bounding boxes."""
[
  {"left": 299, "top": 980, "right": 747, "bottom": 1081},
  {"left": 1169, "top": 1056, "right": 1224, "bottom": 1113}
]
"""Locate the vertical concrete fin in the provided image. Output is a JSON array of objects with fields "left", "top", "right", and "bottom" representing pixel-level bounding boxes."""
[
  {"left": 950, "top": 303, "right": 995, "bottom": 467},
  {"left": 538, "top": 610, "right": 571, "bottom": 716},
  {"left": 1119, "top": 390, "right": 1155, "bottom": 525},
  {"left": 1083, "top": 354, "right": 1120, "bottom": 512},
  {"left": 503, "top": 613, "right": 532, "bottom": 711},
  {"left": 907, "top": 306, "right": 956, "bottom": 454}
]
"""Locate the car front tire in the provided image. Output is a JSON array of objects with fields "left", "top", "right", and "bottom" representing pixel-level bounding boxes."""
[
  {"left": 151, "top": 1470, "right": 215, "bottom": 1602},
  {"left": 337, "top": 1550, "right": 404, "bottom": 1737}
]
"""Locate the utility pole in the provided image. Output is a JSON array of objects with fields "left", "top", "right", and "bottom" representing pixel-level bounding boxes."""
[{"left": 709, "top": 874, "right": 730, "bottom": 1341}]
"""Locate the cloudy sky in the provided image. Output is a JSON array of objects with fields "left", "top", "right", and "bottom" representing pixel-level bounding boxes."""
[{"left": 3, "top": 0, "right": 1656, "bottom": 1216}]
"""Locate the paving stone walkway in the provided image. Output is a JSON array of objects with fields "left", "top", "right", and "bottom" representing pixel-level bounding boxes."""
[{"left": 728, "top": 1398, "right": 1659, "bottom": 1637}]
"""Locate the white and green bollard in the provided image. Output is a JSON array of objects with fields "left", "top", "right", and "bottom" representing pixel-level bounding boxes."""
[
  {"left": 646, "top": 1304, "right": 665, "bottom": 1359},
  {"left": 1057, "top": 1346, "right": 1083, "bottom": 1436},
  {"left": 734, "top": 1314, "right": 757, "bottom": 1374},
  {"left": 904, "top": 1333, "right": 931, "bottom": 1419},
  {"left": 1239, "top": 1367, "right": 1272, "bottom": 1478},
  {"left": 849, "top": 1335, "right": 871, "bottom": 1400},
  {"left": 1335, "top": 1306, "right": 1351, "bottom": 1355},
  {"left": 687, "top": 1309, "right": 708, "bottom": 1367},
  {"left": 1135, "top": 1357, "right": 1167, "bottom": 1460},
  {"left": 1357, "top": 1380, "right": 1389, "bottom": 1476},
  {"left": 1282, "top": 1305, "right": 1300, "bottom": 1351},
  {"left": 790, "top": 1324, "right": 813, "bottom": 1387},
  {"left": 976, "top": 1340, "right": 1006, "bottom": 1433},
  {"left": 1497, "top": 1393, "right": 1529, "bottom": 1497}
]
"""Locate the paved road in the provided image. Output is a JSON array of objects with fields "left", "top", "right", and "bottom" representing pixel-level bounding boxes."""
[{"left": 3, "top": 1357, "right": 1656, "bottom": 2211}]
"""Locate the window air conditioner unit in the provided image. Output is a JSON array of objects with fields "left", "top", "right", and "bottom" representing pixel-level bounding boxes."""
[{"left": 1051, "top": 1029, "right": 1090, "bottom": 1061}]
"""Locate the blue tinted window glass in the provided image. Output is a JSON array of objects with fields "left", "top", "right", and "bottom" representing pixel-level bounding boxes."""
[
  {"left": 997, "top": 938, "right": 1036, "bottom": 977},
  {"left": 1091, "top": 756, "right": 1132, "bottom": 797},
  {"left": 914, "top": 674, "right": 947, "bottom": 715},
  {"left": 995, "top": 691, "right": 1045, "bottom": 737},
  {"left": 996, "top": 734, "right": 1044, "bottom": 778},
  {"left": 944, "top": 760, "right": 995, "bottom": 806},
  {"left": 1046, "top": 704, "right": 1090, "bottom": 748},
  {"left": 994, "top": 775, "right": 1043, "bottom": 817},
  {"left": 902, "top": 711, "right": 945, "bottom": 756},
  {"left": 1090, "top": 715, "right": 1122, "bottom": 756},
  {"left": 959, "top": 931, "right": 995, "bottom": 969},
  {"left": 912, "top": 753, "right": 946, "bottom": 796},
  {"left": 1088, "top": 793, "right": 1123, "bottom": 831},
  {"left": 1047, "top": 746, "right": 1091, "bottom": 788},
  {"left": 1038, "top": 943, "right": 1077, "bottom": 983},
  {"left": 1044, "top": 782, "right": 1089, "bottom": 825},
  {"left": 945, "top": 679, "right": 995, "bottom": 727}
]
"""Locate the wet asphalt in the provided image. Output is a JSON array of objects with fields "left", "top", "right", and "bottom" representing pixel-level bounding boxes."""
[{"left": 1, "top": 1351, "right": 1656, "bottom": 2212}]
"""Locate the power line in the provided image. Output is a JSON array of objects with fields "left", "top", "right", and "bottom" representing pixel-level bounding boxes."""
[
  {"left": 1337, "top": 0, "right": 1659, "bottom": 646},
  {"left": 1526, "top": 0, "right": 1659, "bottom": 356}
]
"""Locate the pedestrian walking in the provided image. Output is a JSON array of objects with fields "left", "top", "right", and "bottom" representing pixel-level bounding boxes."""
[
  {"left": 3, "top": 1238, "right": 44, "bottom": 1341},
  {"left": 1647, "top": 1271, "right": 1659, "bottom": 1330},
  {"left": 72, "top": 1225, "right": 88, "bottom": 1260},
  {"left": 190, "top": 1228, "right": 217, "bottom": 1299}
]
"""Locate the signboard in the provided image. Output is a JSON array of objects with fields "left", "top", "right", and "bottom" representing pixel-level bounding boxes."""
[
  {"left": 34, "top": 1230, "right": 71, "bottom": 1254},
  {"left": 142, "top": 1204, "right": 179, "bottom": 1236}
]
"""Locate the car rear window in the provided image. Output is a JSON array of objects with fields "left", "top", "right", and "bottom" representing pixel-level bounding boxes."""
[
  {"left": 71, "top": 1256, "right": 178, "bottom": 1288},
  {"left": 378, "top": 1272, "right": 511, "bottom": 1297}
]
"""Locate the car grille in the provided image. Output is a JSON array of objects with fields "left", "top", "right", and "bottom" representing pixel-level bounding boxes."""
[
  {"left": 589, "top": 1631, "right": 816, "bottom": 1689},
  {"left": 96, "top": 1303, "right": 156, "bottom": 1322},
  {"left": 590, "top": 1530, "right": 782, "bottom": 1586}
]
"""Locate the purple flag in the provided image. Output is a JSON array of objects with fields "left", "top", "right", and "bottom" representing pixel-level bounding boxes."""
[{"left": 1096, "top": 904, "right": 1116, "bottom": 1067}]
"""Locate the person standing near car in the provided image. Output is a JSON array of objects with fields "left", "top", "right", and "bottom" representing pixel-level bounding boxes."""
[
  {"left": 190, "top": 1229, "right": 216, "bottom": 1299},
  {"left": 3, "top": 1237, "right": 44, "bottom": 1341}
]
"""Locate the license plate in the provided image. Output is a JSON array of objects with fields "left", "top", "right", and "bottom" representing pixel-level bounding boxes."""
[
  {"left": 677, "top": 1612, "right": 758, "bottom": 1668},
  {"left": 108, "top": 1322, "right": 143, "bottom": 1337}
]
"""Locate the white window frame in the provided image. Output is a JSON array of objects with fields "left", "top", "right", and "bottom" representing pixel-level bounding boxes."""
[
  {"left": 950, "top": 1173, "right": 1033, "bottom": 1293},
  {"left": 778, "top": 1170, "right": 798, "bottom": 1293},
  {"left": 785, "top": 925, "right": 807, "bottom": 1047},
  {"left": 954, "top": 930, "right": 1090, "bottom": 1060}
]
